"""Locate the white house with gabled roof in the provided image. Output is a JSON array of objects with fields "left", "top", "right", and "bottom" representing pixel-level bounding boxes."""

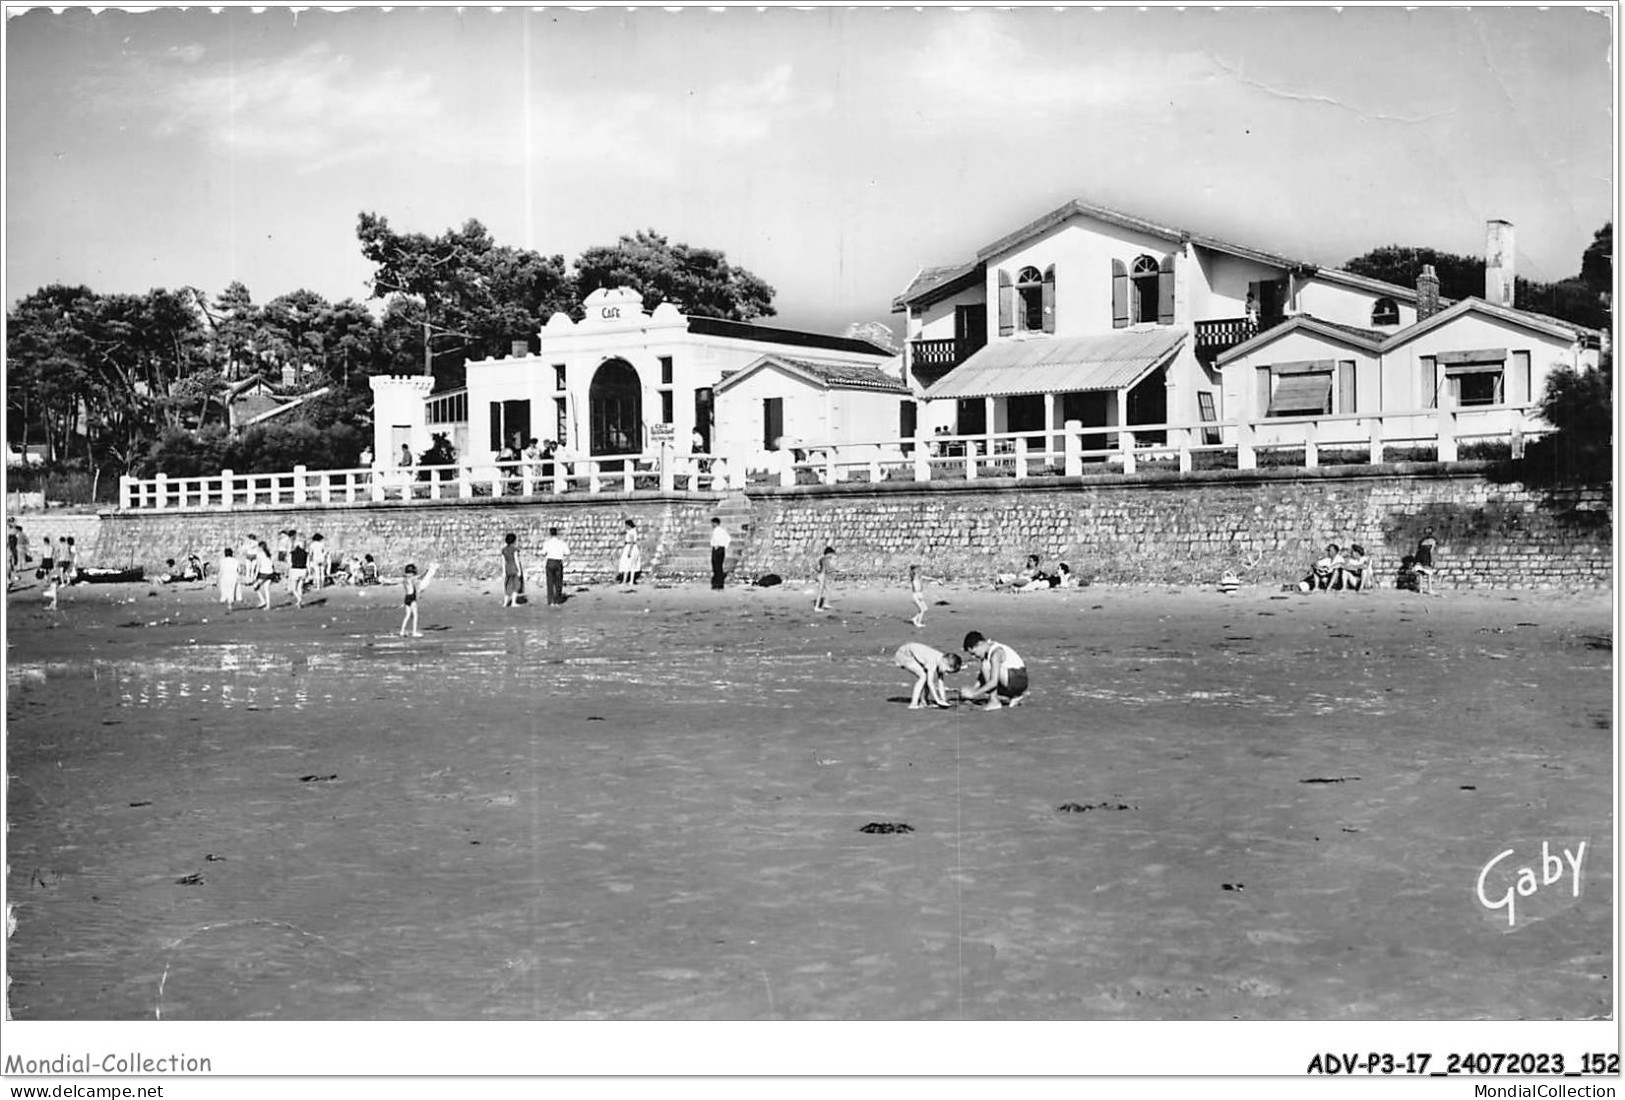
[
  {"left": 713, "top": 351, "right": 911, "bottom": 475},
  {"left": 1217, "top": 290, "right": 1602, "bottom": 451},
  {"left": 891, "top": 197, "right": 1449, "bottom": 449}
]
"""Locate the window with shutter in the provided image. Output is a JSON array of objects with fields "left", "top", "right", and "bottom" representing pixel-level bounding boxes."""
[
  {"left": 1157, "top": 256, "right": 1175, "bottom": 325},
  {"left": 1509, "top": 350, "right": 1531, "bottom": 404},
  {"left": 1421, "top": 355, "right": 1438, "bottom": 408},
  {"left": 1041, "top": 265, "right": 1056, "bottom": 334},
  {"left": 1131, "top": 255, "right": 1159, "bottom": 324},
  {"left": 1269, "top": 373, "right": 1333, "bottom": 416},
  {"left": 997, "top": 270, "right": 1014, "bottom": 336},
  {"left": 1337, "top": 361, "right": 1356, "bottom": 414},
  {"left": 1111, "top": 259, "right": 1129, "bottom": 328},
  {"left": 1016, "top": 266, "right": 1044, "bottom": 332}
]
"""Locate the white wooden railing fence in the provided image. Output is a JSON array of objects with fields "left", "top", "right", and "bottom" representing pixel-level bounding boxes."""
[{"left": 119, "top": 404, "right": 1548, "bottom": 512}]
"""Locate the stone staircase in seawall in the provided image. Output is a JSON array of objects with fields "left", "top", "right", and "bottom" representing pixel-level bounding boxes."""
[{"left": 652, "top": 491, "right": 759, "bottom": 582}]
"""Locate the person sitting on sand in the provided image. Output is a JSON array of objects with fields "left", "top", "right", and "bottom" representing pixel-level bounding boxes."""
[
  {"left": 894, "top": 642, "right": 962, "bottom": 709},
  {"left": 961, "top": 631, "right": 1028, "bottom": 711},
  {"left": 1339, "top": 544, "right": 1370, "bottom": 592},
  {"left": 1301, "top": 544, "right": 1338, "bottom": 592},
  {"left": 999, "top": 554, "right": 1047, "bottom": 590},
  {"left": 159, "top": 556, "right": 205, "bottom": 583},
  {"left": 1053, "top": 562, "right": 1077, "bottom": 588}
]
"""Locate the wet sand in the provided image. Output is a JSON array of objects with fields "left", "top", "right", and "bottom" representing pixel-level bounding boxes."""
[{"left": 3, "top": 575, "right": 1613, "bottom": 1020}]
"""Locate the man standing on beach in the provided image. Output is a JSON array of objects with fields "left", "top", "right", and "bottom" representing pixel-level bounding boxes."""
[
  {"left": 710, "top": 518, "right": 731, "bottom": 591},
  {"left": 542, "top": 526, "right": 569, "bottom": 606}
]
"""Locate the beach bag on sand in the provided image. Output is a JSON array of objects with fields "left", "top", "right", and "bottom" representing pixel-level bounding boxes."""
[{"left": 755, "top": 573, "right": 783, "bottom": 587}]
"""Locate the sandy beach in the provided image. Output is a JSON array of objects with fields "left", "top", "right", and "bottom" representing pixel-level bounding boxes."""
[{"left": 3, "top": 574, "right": 1613, "bottom": 1020}]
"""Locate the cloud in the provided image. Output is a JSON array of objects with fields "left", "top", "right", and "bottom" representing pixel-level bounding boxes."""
[
  {"left": 901, "top": 11, "right": 1223, "bottom": 125},
  {"left": 500, "top": 61, "right": 830, "bottom": 178},
  {"left": 125, "top": 41, "right": 443, "bottom": 171}
]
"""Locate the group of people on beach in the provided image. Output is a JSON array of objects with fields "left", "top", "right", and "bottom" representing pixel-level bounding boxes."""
[
  {"left": 895, "top": 632, "right": 1029, "bottom": 713},
  {"left": 1300, "top": 542, "right": 1371, "bottom": 593},
  {"left": 216, "top": 529, "right": 380, "bottom": 612},
  {"left": 1298, "top": 528, "right": 1440, "bottom": 595},
  {"left": 995, "top": 554, "right": 1078, "bottom": 592},
  {"left": 497, "top": 521, "right": 630, "bottom": 611},
  {"left": 6, "top": 519, "right": 77, "bottom": 588},
  {"left": 7, "top": 519, "right": 80, "bottom": 609}
]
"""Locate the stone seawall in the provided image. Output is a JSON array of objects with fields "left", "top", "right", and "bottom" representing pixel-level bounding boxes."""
[
  {"left": 91, "top": 495, "right": 720, "bottom": 583},
  {"left": 74, "top": 464, "right": 1612, "bottom": 591},
  {"left": 745, "top": 465, "right": 1612, "bottom": 590}
]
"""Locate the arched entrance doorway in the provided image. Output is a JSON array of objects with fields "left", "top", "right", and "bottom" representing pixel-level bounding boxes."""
[{"left": 589, "top": 358, "right": 643, "bottom": 457}]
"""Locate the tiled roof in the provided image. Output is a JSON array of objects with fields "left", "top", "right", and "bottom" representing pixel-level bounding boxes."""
[
  {"left": 230, "top": 393, "right": 283, "bottom": 423},
  {"left": 1217, "top": 299, "right": 1596, "bottom": 366},
  {"left": 787, "top": 355, "right": 908, "bottom": 393},
  {"left": 1311, "top": 267, "right": 1423, "bottom": 302},
  {"left": 1314, "top": 318, "right": 1391, "bottom": 342},
  {"left": 716, "top": 354, "right": 909, "bottom": 396},
  {"left": 1382, "top": 296, "right": 1594, "bottom": 351},
  {"left": 923, "top": 329, "right": 1186, "bottom": 400},
  {"left": 892, "top": 262, "right": 982, "bottom": 311},
  {"left": 975, "top": 197, "right": 1314, "bottom": 272},
  {"left": 686, "top": 315, "right": 892, "bottom": 358}
]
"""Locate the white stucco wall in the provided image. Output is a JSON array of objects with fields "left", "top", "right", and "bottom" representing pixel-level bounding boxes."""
[
  {"left": 1219, "top": 332, "right": 1381, "bottom": 421},
  {"left": 714, "top": 364, "right": 829, "bottom": 456},
  {"left": 369, "top": 375, "right": 434, "bottom": 467},
  {"left": 1193, "top": 251, "right": 1289, "bottom": 320},
  {"left": 1385, "top": 313, "right": 1583, "bottom": 412},
  {"left": 914, "top": 283, "right": 987, "bottom": 343},
  {"left": 981, "top": 215, "right": 1187, "bottom": 340},
  {"left": 1297, "top": 277, "right": 1419, "bottom": 331},
  {"left": 460, "top": 290, "right": 889, "bottom": 468}
]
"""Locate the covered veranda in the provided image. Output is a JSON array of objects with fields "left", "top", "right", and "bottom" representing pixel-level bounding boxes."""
[{"left": 919, "top": 329, "right": 1186, "bottom": 458}]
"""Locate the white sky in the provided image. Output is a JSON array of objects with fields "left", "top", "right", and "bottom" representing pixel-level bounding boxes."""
[{"left": 4, "top": 5, "right": 1615, "bottom": 335}]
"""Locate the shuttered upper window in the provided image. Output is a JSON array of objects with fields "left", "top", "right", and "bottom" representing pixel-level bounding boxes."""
[
  {"left": 997, "top": 265, "right": 1056, "bottom": 335},
  {"left": 1112, "top": 254, "right": 1175, "bottom": 328}
]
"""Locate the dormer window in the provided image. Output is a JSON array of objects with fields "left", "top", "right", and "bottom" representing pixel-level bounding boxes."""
[
  {"left": 1113, "top": 254, "right": 1174, "bottom": 328},
  {"left": 997, "top": 265, "right": 1056, "bottom": 335},
  {"left": 1371, "top": 297, "right": 1400, "bottom": 326}
]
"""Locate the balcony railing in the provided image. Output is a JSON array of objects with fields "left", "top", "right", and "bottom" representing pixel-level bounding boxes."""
[
  {"left": 1193, "top": 316, "right": 1262, "bottom": 361},
  {"left": 911, "top": 338, "right": 962, "bottom": 368}
]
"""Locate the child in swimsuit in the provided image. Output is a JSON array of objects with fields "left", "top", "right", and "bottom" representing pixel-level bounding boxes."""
[
  {"left": 909, "top": 564, "right": 928, "bottom": 628},
  {"left": 894, "top": 642, "right": 962, "bottom": 709},
  {"left": 391, "top": 563, "right": 438, "bottom": 637}
]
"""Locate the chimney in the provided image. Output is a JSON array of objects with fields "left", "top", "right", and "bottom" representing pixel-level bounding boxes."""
[
  {"left": 1485, "top": 219, "right": 1515, "bottom": 308},
  {"left": 510, "top": 338, "right": 530, "bottom": 359},
  {"left": 1416, "top": 264, "right": 1441, "bottom": 320}
]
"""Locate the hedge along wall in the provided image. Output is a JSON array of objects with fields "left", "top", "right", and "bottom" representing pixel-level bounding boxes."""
[
  {"left": 91, "top": 494, "right": 721, "bottom": 584},
  {"left": 84, "top": 465, "right": 1611, "bottom": 590},
  {"left": 741, "top": 465, "right": 1613, "bottom": 590}
]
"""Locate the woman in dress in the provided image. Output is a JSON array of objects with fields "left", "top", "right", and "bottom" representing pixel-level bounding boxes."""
[{"left": 617, "top": 519, "right": 642, "bottom": 589}]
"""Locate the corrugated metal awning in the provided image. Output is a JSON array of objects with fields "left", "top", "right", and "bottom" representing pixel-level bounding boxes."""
[
  {"left": 921, "top": 329, "right": 1186, "bottom": 400},
  {"left": 1269, "top": 371, "right": 1332, "bottom": 415}
]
